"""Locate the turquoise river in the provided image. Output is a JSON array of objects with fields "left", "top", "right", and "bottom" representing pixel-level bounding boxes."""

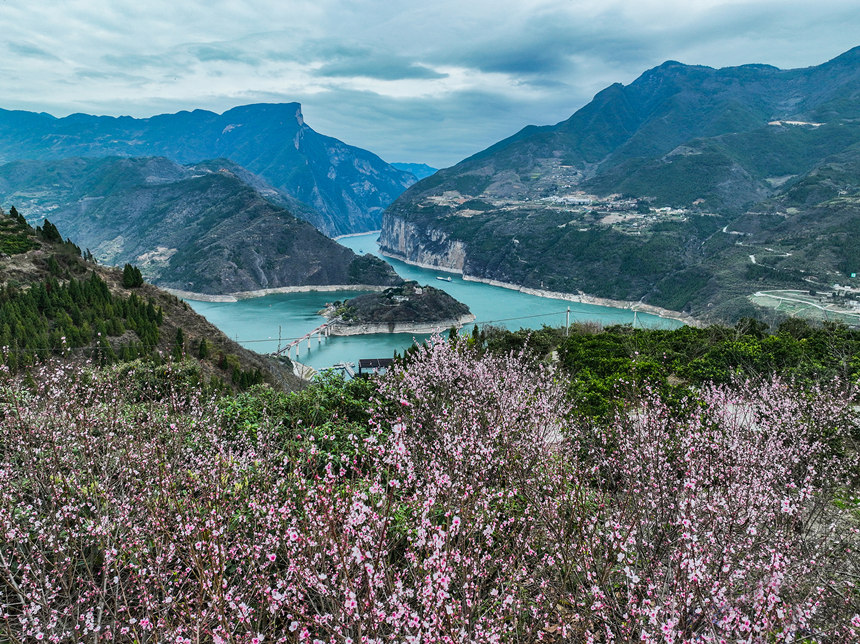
[{"left": 187, "top": 233, "right": 682, "bottom": 370}]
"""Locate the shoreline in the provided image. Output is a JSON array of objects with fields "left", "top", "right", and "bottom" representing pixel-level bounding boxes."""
[
  {"left": 333, "top": 230, "right": 381, "bottom": 241},
  {"left": 461, "top": 275, "right": 700, "bottom": 326},
  {"left": 378, "top": 249, "right": 462, "bottom": 274},
  {"left": 327, "top": 314, "right": 477, "bottom": 336},
  {"left": 166, "top": 284, "right": 391, "bottom": 303},
  {"left": 290, "top": 358, "right": 318, "bottom": 381},
  {"left": 378, "top": 250, "right": 699, "bottom": 326}
]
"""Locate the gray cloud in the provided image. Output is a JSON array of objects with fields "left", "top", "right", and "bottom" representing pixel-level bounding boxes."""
[
  {"left": 298, "top": 86, "right": 583, "bottom": 168},
  {"left": 0, "top": 0, "right": 857, "bottom": 168},
  {"left": 441, "top": 9, "right": 655, "bottom": 76},
  {"left": 317, "top": 57, "right": 447, "bottom": 81},
  {"left": 101, "top": 52, "right": 179, "bottom": 70},
  {"left": 187, "top": 44, "right": 261, "bottom": 65},
  {"left": 13, "top": 43, "right": 61, "bottom": 61}
]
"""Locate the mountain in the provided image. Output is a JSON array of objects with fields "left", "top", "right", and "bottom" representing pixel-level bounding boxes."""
[
  {"left": 0, "top": 157, "right": 403, "bottom": 295},
  {"left": 0, "top": 207, "right": 303, "bottom": 389},
  {"left": 380, "top": 47, "right": 860, "bottom": 321},
  {"left": 391, "top": 163, "right": 438, "bottom": 180},
  {"left": 0, "top": 103, "right": 416, "bottom": 236}
]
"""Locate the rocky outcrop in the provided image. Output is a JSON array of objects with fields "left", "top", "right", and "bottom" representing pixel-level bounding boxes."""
[
  {"left": 322, "top": 282, "right": 474, "bottom": 335},
  {"left": 378, "top": 215, "right": 467, "bottom": 272}
]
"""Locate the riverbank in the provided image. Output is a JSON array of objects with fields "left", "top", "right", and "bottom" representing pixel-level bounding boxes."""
[
  {"left": 377, "top": 250, "right": 698, "bottom": 327},
  {"left": 166, "top": 284, "right": 391, "bottom": 303},
  {"left": 291, "top": 358, "right": 318, "bottom": 380},
  {"left": 327, "top": 313, "right": 476, "bottom": 336},
  {"left": 333, "top": 230, "right": 381, "bottom": 241},
  {"left": 378, "top": 249, "right": 461, "bottom": 274},
  {"left": 461, "top": 276, "right": 701, "bottom": 327}
]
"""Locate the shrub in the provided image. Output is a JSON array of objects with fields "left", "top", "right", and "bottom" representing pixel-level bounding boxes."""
[{"left": 0, "top": 341, "right": 857, "bottom": 642}]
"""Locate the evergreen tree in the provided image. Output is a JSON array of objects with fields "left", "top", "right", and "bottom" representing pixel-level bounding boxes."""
[
  {"left": 122, "top": 263, "right": 144, "bottom": 288},
  {"left": 47, "top": 256, "right": 62, "bottom": 276},
  {"left": 173, "top": 327, "right": 185, "bottom": 360},
  {"left": 37, "top": 219, "right": 63, "bottom": 244},
  {"left": 10, "top": 206, "right": 27, "bottom": 227}
]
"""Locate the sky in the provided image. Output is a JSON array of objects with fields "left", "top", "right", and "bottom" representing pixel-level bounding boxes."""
[{"left": 0, "top": 1, "right": 858, "bottom": 168}]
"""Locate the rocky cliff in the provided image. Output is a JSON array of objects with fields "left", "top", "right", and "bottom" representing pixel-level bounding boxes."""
[{"left": 378, "top": 216, "right": 467, "bottom": 272}]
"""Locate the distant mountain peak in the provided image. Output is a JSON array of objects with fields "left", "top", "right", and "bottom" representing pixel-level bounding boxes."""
[
  {"left": 0, "top": 101, "right": 413, "bottom": 236},
  {"left": 221, "top": 101, "right": 303, "bottom": 120},
  {"left": 820, "top": 44, "right": 860, "bottom": 69}
]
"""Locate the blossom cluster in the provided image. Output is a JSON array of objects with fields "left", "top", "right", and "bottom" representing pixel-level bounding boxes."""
[{"left": 1, "top": 340, "right": 858, "bottom": 642}]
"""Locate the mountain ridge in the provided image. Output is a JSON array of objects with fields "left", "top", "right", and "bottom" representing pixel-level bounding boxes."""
[
  {"left": 380, "top": 47, "right": 860, "bottom": 322},
  {"left": 0, "top": 207, "right": 304, "bottom": 389},
  {"left": 0, "top": 156, "right": 404, "bottom": 295},
  {"left": 0, "top": 102, "right": 415, "bottom": 235}
]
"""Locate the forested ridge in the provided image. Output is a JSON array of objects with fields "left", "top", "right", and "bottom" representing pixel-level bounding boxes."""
[
  {"left": 0, "top": 271, "right": 162, "bottom": 370},
  {"left": 0, "top": 206, "right": 296, "bottom": 389}
]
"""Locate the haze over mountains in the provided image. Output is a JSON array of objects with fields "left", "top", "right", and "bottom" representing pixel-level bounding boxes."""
[
  {"left": 391, "top": 163, "right": 437, "bottom": 180},
  {"left": 380, "top": 46, "right": 860, "bottom": 321},
  {"left": 0, "top": 103, "right": 416, "bottom": 236},
  {"left": 0, "top": 156, "right": 402, "bottom": 295}
]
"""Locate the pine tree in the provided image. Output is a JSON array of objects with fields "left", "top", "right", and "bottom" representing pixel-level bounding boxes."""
[
  {"left": 172, "top": 327, "right": 185, "bottom": 360},
  {"left": 9, "top": 206, "right": 27, "bottom": 227},
  {"left": 37, "top": 219, "right": 63, "bottom": 244},
  {"left": 122, "top": 263, "right": 144, "bottom": 288},
  {"left": 47, "top": 256, "right": 61, "bottom": 276}
]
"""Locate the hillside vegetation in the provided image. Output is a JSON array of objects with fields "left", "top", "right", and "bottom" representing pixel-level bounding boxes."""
[
  {"left": 0, "top": 206, "right": 302, "bottom": 390},
  {"left": 0, "top": 158, "right": 403, "bottom": 294},
  {"left": 1, "top": 329, "right": 857, "bottom": 641}
]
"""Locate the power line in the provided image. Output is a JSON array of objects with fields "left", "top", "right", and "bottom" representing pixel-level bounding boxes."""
[
  {"left": 472, "top": 310, "right": 569, "bottom": 327},
  {"left": 0, "top": 308, "right": 621, "bottom": 357},
  {"left": 232, "top": 310, "right": 573, "bottom": 345}
]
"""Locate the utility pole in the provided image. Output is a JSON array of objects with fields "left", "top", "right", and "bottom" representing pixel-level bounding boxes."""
[{"left": 565, "top": 306, "right": 570, "bottom": 336}]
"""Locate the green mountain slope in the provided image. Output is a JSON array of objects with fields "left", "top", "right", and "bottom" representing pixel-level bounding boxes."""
[
  {"left": 0, "top": 207, "right": 303, "bottom": 389},
  {"left": 0, "top": 103, "right": 416, "bottom": 236},
  {"left": 0, "top": 157, "right": 402, "bottom": 295},
  {"left": 381, "top": 47, "right": 860, "bottom": 321}
]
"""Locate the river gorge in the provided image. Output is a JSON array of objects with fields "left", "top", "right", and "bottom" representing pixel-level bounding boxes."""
[{"left": 187, "top": 232, "right": 682, "bottom": 370}]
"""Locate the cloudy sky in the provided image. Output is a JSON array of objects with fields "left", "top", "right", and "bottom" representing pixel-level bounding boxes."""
[{"left": 0, "top": 0, "right": 857, "bottom": 167}]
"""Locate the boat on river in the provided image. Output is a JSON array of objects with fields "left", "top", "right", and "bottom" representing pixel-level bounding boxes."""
[{"left": 436, "top": 276, "right": 453, "bottom": 282}]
